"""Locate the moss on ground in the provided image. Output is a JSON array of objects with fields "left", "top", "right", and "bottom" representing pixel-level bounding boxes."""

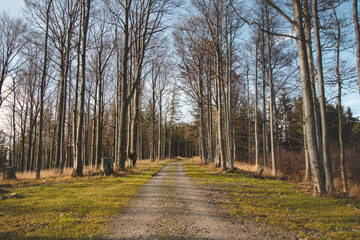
[
  {"left": 0, "top": 159, "right": 175, "bottom": 240},
  {"left": 183, "top": 159, "right": 360, "bottom": 240}
]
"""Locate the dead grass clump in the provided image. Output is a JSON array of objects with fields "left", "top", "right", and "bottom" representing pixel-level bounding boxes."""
[
  {"left": 349, "top": 182, "right": 360, "bottom": 199},
  {"left": 334, "top": 177, "right": 360, "bottom": 199}
]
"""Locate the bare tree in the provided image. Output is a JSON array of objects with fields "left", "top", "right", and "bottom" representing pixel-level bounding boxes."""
[
  {"left": 74, "top": 0, "right": 91, "bottom": 177},
  {"left": 312, "top": 0, "right": 334, "bottom": 193},
  {"left": 36, "top": 0, "right": 53, "bottom": 179},
  {"left": 331, "top": 4, "right": 349, "bottom": 194},
  {"left": 0, "top": 13, "right": 26, "bottom": 107},
  {"left": 264, "top": 0, "right": 326, "bottom": 195}
]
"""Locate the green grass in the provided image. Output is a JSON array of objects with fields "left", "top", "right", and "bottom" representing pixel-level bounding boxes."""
[
  {"left": 0, "top": 159, "right": 175, "bottom": 240},
  {"left": 183, "top": 159, "right": 360, "bottom": 240}
]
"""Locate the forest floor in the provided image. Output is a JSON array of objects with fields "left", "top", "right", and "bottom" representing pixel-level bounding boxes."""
[
  {"left": 182, "top": 158, "right": 360, "bottom": 239},
  {"left": 105, "top": 160, "right": 297, "bottom": 240},
  {"left": 0, "top": 159, "right": 175, "bottom": 239},
  {"left": 1, "top": 158, "right": 360, "bottom": 239}
]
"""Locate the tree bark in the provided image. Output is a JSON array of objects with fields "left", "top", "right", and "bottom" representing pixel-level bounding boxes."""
[
  {"left": 303, "top": 0, "right": 323, "bottom": 168},
  {"left": 254, "top": 44, "right": 260, "bottom": 169},
  {"left": 354, "top": 0, "right": 360, "bottom": 94},
  {"left": 198, "top": 69, "right": 208, "bottom": 165},
  {"left": 74, "top": 0, "right": 91, "bottom": 177},
  {"left": 116, "top": 0, "right": 132, "bottom": 169},
  {"left": 333, "top": 6, "right": 349, "bottom": 194},
  {"left": 313, "top": 0, "right": 334, "bottom": 193},
  {"left": 266, "top": 6, "right": 277, "bottom": 176},
  {"left": 292, "top": 0, "right": 326, "bottom": 195},
  {"left": 36, "top": 0, "right": 53, "bottom": 179}
]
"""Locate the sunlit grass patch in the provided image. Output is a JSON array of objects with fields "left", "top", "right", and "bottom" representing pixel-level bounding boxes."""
[
  {"left": 0, "top": 159, "right": 175, "bottom": 239},
  {"left": 183, "top": 158, "right": 360, "bottom": 240}
]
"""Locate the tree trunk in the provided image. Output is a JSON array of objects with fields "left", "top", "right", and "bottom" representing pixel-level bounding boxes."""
[
  {"left": 261, "top": 22, "right": 268, "bottom": 169},
  {"left": 158, "top": 91, "right": 162, "bottom": 161},
  {"left": 150, "top": 74, "right": 156, "bottom": 162},
  {"left": 354, "top": 0, "right": 360, "bottom": 94},
  {"left": 254, "top": 45, "right": 260, "bottom": 168},
  {"left": 313, "top": 0, "right": 334, "bottom": 193},
  {"left": 73, "top": 16, "right": 82, "bottom": 169},
  {"left": 207, "top": 72, "right": 214, "bottom": 164},
  {"left": 333, "top": 6, "right": 349, "bottom": 194},
  {"left": 247, "top": 69, "right": 252, "bottom": 165},
  {"left": 198, "top": 69, "right": 208, "bottom": 165},
  {"left": 129, "top": 85, "right": 140, "bottom": 167},
  {"left": 266, "top": 8, "right": 277, "bottom": 176},
  {"left": 96, "top": 64, "right": 103, "bottom": 169},
  {"left": 74, "top": 0, "right": 91, "bottom": 177},
  {"left": 91, "top": 80, "right": 98, "bottom": 167},
  {"left": 303, "top": 0, "right": 323, "bottom": 169},
  {"left": 292, "top": 0, "right": 326, "bottom": 195},
  {"left": 215, "top": 50, "right": 226, "bottom": 171},
  {"left": 303, "top": 118, "right": 311, "bottom": 181},
  {"left": 36, "top": 0, "right": 52, "bottom": 179},
  {"left": 116, "top": 0, "right": 131, "bottom": 169}
]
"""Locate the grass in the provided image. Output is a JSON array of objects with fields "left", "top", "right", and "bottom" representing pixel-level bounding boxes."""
[
  {"left": 0, "top": 159, "right": 175, "bottom": 240},
  {"left": 183, "top": 158, "right": 360, "bottom": 240}
]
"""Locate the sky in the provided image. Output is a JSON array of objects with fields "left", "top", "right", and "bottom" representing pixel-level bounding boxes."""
[
  {"left": 0, "top": 0, "right": 359, "bottom": 121},
  {"left": 0, "top": 0, "right": 24, "bottom": 16}
]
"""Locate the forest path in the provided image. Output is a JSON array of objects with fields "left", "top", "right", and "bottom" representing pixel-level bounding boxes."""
[{"left": 105, "top": 160, "right": 296, "bottom": 240}]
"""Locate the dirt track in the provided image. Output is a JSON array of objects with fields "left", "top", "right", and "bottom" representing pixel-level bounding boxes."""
[{"left": 106, "top": 161, "right": 297, "bottom": 240}]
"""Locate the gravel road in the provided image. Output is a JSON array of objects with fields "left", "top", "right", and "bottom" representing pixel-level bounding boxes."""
[{"left": 106, "top": 161, "right": 297, "bottom": 240}]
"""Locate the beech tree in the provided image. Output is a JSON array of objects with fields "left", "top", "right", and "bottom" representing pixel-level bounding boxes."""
[
  {"left": 74, "top": 0, "right": 91, "bottom": 177},
  {"left": 354, "top": 0, "right": 360, "bottom": 94}
]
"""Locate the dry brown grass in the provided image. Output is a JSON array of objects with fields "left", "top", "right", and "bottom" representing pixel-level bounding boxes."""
[
  {"left": 0, "top": 159, "right": 172, "bottom": 187},
  {"left": 334, "top": 177, "right": 360, "bottom": 199},
  {"left": 233, "top": 161, "right": 275, "bottom": 176},
  {"left": 191, "top": 157, "right": 360, "bottom": 199}
]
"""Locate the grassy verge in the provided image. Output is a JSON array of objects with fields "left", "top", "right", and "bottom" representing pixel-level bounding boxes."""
[
  {"left": 183, "top": 159, "right": 360, "bottom": 239},
  {"left": 0, "top": 159, "right": 175, "bottom": 240}
]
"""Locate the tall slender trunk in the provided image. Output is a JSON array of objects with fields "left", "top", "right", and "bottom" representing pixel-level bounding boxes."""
[
  {"left": 207, "top": 72, "right": 214, "bottom": 164},
  {"left": 74, "top": 0, "right": 91, "bottom": 176},
  {"left": 163, "top": 114, "right": 166, "bottom": 159},
  {"left": 353, "top": 0, "right": 360, "bottom": 94},
  {"left": 247, "top": 69, "right": 252, "bottom": 165},
  {"left": 12, "top": 78, "right": 16, "bottom": 168},
  {"left": 198, "top": 69, "right": 208, "bottom": 165},
  {"left": 27, "top": 100, "right": 35, "bottom": 171},
  {"left": 168, "top": 118, "right": 172, "bottom": 158},
  {"left": 91, "top": 80, "right": 98, "bottom": 167},
  {"left": 150, "top": 75, "right": 156, "bottom": 162},
  {"left": 129, "top": 83, "right": 140, "bottom": 166},
  {"left": 96, "top": 67, "right": 103, "bottom": 169},
  {"left": 36, "top": 0, "right": 52, "bottom": 179},
  {"left": 303, "top": 117, "right": 311, "bottom": 181},
  {"left": 266, "top": 8, "right": 277, "bottom": 176},
  {"left": 333, "top": 6, "right": 349, "bottom": 194},
  {"left": 261, "top": 20, "right": 268, "bottom": 169},
  {"left": 215, "top": 50, "right": 226, "bottom": 170},
  {"left": 20, "top": 104, "right": 28, "bottom": 172},
  {"left": 116, "top": 0, "right": 131, "bottom": 169},
  {"left": 292, "top": 0, "right": 326, "bottom": 195},
  {"left": 254, "top": 45, "right": 260, "bottom": 168},
  {"left": 313, "top": 0, "right": 334, "bottom": 193},
  {"left": 73, "top": 18, "right": 82, "bottom": 168},
  {"left": 158, "top": 91, "right": 162, "bottom": 161},
  {"left": 303, "top": 0, "right": 323, "bottom": 168}
]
